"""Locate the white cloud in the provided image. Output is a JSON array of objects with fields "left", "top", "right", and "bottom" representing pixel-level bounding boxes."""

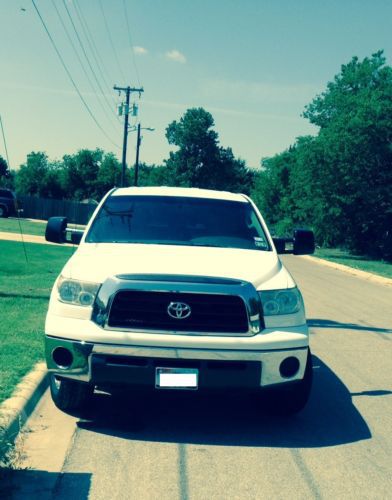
[
  {"left": 165, "top": 49, "right": 187, "bottom": 64},
  {"left": 134, "top": 46, "right": 148, "bottom": 55}
]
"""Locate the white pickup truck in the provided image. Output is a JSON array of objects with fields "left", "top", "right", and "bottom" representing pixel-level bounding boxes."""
[{"left": 45, "top": 187, "right": 315, "bottom": 415}]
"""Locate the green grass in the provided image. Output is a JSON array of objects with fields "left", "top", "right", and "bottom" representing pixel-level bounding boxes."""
[
  {"left": 0, "top": 218, "right": 47, "bottom": 237},
  {"left": 315, "top": 248, "right": 392, "bottom": 279},
  {"left": 0, "top": 241, "right": 72, "bottom": 404}
]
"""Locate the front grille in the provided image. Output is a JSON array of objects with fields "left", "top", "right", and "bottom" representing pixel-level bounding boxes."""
[{"left": 108, "top": 291, "right": 249, "bottom": 333}]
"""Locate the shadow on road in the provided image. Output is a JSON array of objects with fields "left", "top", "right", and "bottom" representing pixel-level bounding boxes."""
[
  {"left": 0, "top": 469, "right": 92, "bottom": 500},
  {"left": 308, "top": 318, "right": 392, "bottom": 334},
  {"left": 77, "top": 356, "right": 371, "bottom": 448}
]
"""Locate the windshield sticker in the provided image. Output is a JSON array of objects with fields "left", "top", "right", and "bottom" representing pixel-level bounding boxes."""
[{"left": 254, "top": 237, "right": 267, "bottom": 249}]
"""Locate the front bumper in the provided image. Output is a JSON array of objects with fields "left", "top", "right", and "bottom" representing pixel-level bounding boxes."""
[{"left": 45, "top": 335, "right": 309, "bottom": 389}]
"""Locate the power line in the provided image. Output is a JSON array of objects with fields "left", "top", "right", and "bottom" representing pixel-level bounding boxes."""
[
  {"left": 60, "top": 0, "right": 120, "bottom": 126},
  {"left": 51, "top": 0, "right": 119, "bottom": 132},
  {"left": 73, "top": 0, "right": 114, "bottom": 99},
  {"left": 98, "top": 0, "right": 127, "bottom": 83},
  {"left": 31, "top": 0, "right": 119, "bottom": 148},
  {"left": 123, "top": 0, "right": 142, "bottom": 87}
]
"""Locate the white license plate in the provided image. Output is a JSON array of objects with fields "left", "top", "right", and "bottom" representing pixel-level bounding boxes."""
[{"left": 155, "top": 367, "right": 199, "bottom": 390}]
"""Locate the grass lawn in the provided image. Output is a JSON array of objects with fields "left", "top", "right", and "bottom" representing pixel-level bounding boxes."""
[
  {"left": 315, "top": 248, "right": 392, "bottom": 279},
  {"left": 0, "top": 240, "right": 73, "bottom": 404},
  {"left": 0, "top": 218, "right": 47, "bottom": 237}
]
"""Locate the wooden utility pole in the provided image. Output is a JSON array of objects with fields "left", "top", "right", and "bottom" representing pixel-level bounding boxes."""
[
  {"left": 134, "top": 123, "right": 141, "bottom": 186},
  {"left": 113, "top": 85, "right": 144, "bottom": 186}
]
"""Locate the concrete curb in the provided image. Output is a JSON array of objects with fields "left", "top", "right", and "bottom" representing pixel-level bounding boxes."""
[
  {"left": 301, "top": 255, "right": 392, "bottom": 287},
  {"left": 0, "top": 363, "right": 49, "bottom": 461}
]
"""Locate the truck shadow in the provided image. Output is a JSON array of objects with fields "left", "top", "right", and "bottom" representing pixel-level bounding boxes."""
[
  {"left": 77, "top": 355, "right": 371, "bottom": 448},
  {"left": 0, "top": 469, "right": 91, "bottom": 500},
  {"left": 308, "top": 318, "right": 392, "bottom": 334}
]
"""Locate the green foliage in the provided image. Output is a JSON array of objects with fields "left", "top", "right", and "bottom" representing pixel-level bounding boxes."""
[
  {"left": 16, "top": 152, "right": 50, "bottom": 196},
  {"left": 130, "top": 163, "right": 171, "bottom": 187},
  {"left": 61, "top": 149, "right": 102, "bottom": 200},
  {"left": 165, "top": 108, "right": 253, "bottom": 193},
  {"left": 0, "top": 155, "right": 8, "bottom": 178},
  {"left": 14, "top": 149, "right": 125, "bottom": 201},
  {"left": 95, "top": 152, "right": 122, "bottom": 197},
  {"left": 251, "top": 51, "right": 392, "bottom": 260},
  {"left": 0, "top": 155, "right": 14, "bottom": 189},
  {"left": 13, "top": 108, "right": 254, "bottom": 201}
]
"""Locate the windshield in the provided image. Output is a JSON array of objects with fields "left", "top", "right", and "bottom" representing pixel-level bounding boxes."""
[{"left": 86, "top": 195, "right": 270, "bottom": 251}]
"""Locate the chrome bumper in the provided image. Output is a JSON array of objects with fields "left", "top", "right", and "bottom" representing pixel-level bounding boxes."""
[{"left": 45, "top": 335, "right": 308, "bottom": 388}]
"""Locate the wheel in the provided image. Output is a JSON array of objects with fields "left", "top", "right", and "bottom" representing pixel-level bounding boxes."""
[
  {"left": 0, "top": 205, "right": 8, "bottom": 218},
  {"left": 265, "top": 349, "right": 313, "bottom": 416},
  {"left": 50, "top": 374, "right": 93, "bottom": 417}
]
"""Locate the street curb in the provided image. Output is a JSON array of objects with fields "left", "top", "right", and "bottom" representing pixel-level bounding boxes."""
[
  {"left": 0, "top": 363, "right": 48, "bottom": 461},
  {"left": 301, "top": 255, "right": 392, "bottom": 286}
]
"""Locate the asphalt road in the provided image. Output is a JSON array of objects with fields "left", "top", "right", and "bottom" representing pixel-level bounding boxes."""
[{"left": 3, "top": 256, "right": 392, "bottom": 499}]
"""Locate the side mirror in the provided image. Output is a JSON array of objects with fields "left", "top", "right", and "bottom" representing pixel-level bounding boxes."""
[
  {"left": 273, "top": 229, "right": 315, "bottom": 255},
  {"left": 45, "top": 217, "right": 67, "bottom": 244},
  {"left": 272, "top": 237, "right": 288, "bottom": 254},
  {"left": 293, "top": 229, "right": 315, "bottom": 255},
  {"left": 45, "top": 217, "right": 84, "bottom": 245}
]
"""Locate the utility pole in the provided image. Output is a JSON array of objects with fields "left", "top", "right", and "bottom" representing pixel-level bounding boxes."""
[
  {"left": 133, "top": 124, "right": 154, "bottom": 186},
  {"left": 134, "top": 123, "right": 141, "bottom": 187},
  {"left": 113, "top": 85, "right": 144, "bottom": 187}
]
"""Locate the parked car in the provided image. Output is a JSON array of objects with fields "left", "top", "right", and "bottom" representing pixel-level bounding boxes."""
[
  {"left": 0, "top": 188, "right": 18, "bottom": 218},
  {"left": 44, "top": 187, "right": 315, "bottom": 416}
]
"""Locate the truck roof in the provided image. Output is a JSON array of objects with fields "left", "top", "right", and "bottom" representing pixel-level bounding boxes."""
[{"left": 111, "top": 186, "right": 248, "bottom": 203}]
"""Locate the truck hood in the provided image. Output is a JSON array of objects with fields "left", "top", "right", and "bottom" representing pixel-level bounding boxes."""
[{"left": 62, "top": 243, "right": 295, "bottom": 290}]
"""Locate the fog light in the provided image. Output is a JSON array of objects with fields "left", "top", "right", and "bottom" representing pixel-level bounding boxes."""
[
  {"left": 279, "top": 357, "right": 300, "bottom": 378},
  {"left": 52, "top": 347, "right": 73, "bottom": 369}
]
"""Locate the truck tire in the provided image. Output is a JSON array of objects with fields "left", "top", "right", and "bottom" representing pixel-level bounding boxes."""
[
  {"left": 50, "top": 374, "right": 93, "bottom": 417},
  {"left": 0, "top": 205, "right": 8, "bottom": 218},
  {"left": 265, "top": 349, "right": 313, "bottom": 416}
]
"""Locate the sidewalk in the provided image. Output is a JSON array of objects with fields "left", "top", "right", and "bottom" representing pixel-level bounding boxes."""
[{"left": 0, "top": 231, "right": 73, "bottom": 247}]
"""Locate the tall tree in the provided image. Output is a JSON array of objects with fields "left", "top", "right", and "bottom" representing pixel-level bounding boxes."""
[
  {"left": 165, "top": 108, "right": 253, "bottom": 193},
  {"left": 252, "top": 51, "right": 392, "bottom": 259}
]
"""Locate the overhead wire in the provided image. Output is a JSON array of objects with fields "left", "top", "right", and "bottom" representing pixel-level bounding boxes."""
[
  {"left": 60, "top": 0, "right": 120, "bottom": 126},
  {"left": 30, "top": 0, "right": 119, "bottom": 148},
  {"left": 72, "top": 0, "right": 115, "bottom": 96},
  {"left": 51, "top": 0, "right": 119, "bottom": 132},
  {"left": 98, "top": 0, "right": 127, "bottom": 84},
  {"left": 123, "top": 0, "right": 142, "bottom": 87}
]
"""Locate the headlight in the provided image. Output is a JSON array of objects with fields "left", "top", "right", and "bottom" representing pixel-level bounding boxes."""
[
  {"left": 258, "top": 288, "right": 303, "bottom": 316},
  {"left": 57, "top": 276, "right": 100, "bottom": 307}
]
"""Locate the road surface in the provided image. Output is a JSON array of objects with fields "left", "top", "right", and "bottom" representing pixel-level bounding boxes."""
[{"left": 3, "top": 255, "right": 392, "bottom": 499}]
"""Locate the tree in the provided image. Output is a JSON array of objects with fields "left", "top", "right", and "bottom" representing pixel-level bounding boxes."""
[
  {"left": 16, "top": 152, "right": 50, "bottom": 196},
  {"left": 252, "top": 51, "right": 392, "bottom": 259},
  {"left": 0, "top": 155, "right": 8, "bottom": 178},
  {"left": 303, "top": 51, "right": 392, "bottom": 256},
  {"left": 61, "top": 149, "right": 102, "bottom": 200},
  {"left": 95, "top": 153, "right": 123, "bottom": 199},
  {"left": 165, "top": 107, "right": 253, "bottom": 193}
]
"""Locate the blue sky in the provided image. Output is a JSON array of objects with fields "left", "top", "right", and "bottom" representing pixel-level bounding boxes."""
[{"left": 1, "top": 0, "right": 392, "bottom": 172}]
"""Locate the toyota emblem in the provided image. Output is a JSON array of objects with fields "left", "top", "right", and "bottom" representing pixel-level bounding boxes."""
[{"left": 167, "top": 302, "right": 191, "bottom": 319}]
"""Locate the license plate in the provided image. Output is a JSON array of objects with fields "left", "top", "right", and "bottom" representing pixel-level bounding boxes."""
[{"left": 155, "top": 367, "right": 199, "bottom": 390}]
